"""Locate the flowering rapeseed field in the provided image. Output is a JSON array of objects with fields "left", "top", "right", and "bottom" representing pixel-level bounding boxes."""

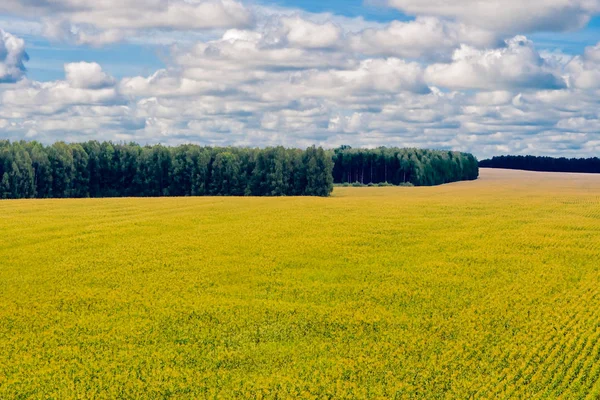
[{"left": 1, "top": 169, "right": 600, "bottom": 398}]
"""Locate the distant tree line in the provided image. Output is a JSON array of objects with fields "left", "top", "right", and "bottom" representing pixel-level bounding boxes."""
[
  {"left": 0, "top": 141, "right": 334, "bottom": 199},
  {"left": 479, "top": 155, "right": 600, "bottom": 174},
  {"left": 0, "top": 141, "right": 481, "bottom": 199},
  {"left": 332, "top": 147, "right": 479, "bottom": 186}
]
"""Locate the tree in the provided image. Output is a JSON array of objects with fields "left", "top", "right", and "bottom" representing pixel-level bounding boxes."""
[
  {"left": 71, "top": 144, "right": 90, "bottom": 198},
  {"left": 331, "top": 147, "right": 479, "bottom": 187},
  {"left": 210, "top": 151, "right": 240, "bottom": 196},
  {"left": 1, "top": 172, "right": 9, "bottom": 199},
  {"left": 9, "top": 143, "right": 35, "bottom": 198},
  {"left": 27, "top": 142, "right": 52, "bottom": 198},
  {"left": 0, "top": 140, "right": 348, "bottom": 198},
  {"left": 82, "top": 141, "right": 101, "bottom": 197},
  {"left": 304, "top": 146, "right": 334, "bottom": 197},
  {"left": 47, "top": 142, "right": 74, "bottom": 198}
]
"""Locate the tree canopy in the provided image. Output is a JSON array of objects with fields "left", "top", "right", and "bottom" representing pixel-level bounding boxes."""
[
  {"left": 479, "top": 155, "right": 600, "bottom": 174},
  {"left": 332, "top": 147, "right": 479, "bottom": 186},
  {"left": 0, "top": 141, "right": 480, "bottom": 199},
  {"left": 0, "top": 141, "right": 334, "bottom": 199}
]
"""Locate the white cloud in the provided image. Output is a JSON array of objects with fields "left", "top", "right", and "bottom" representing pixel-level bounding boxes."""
[
  {"left": 328, "top": 113, "right": 369, "bottom": 133},
  {"left": 43, "top": 22, "right": 127, "bottom": 47},
  {"left": 65, "top": 62, "right": 116, "bottom": 89},
  {"left": 279, "top": 16, "right": 342, "bottom": 49},
  {"left": 174, "top": 25, "right": 355, "bottom": 71},
  {"left": 425, "top": 36, "right": 567, "bottom": 90},
  {"left": 0, "top": 29, "right": 28, "bottom": 83},
  {"left": 298, "top": 58, "right": 431, "bottom": 96},
  {"left": 0, "top": 63, "right": 118, "bottom": 117},
  {"left": 0, "top": 0, "right": 253, "bottom": 45},
  {"left": 566, "top": 42, "right": 600, "bottom": 89},
  {"left": 0, "top": 9, "right": 600, "bottom": 159},
  {"left": 119, "top": 69, "right": 232, "bottom": 98},
  {"left": 384, "top": 0, "right": 600, "bottom": 34},
  {"left": 349, "top": 17, "right": 500, "bottom": 60}
]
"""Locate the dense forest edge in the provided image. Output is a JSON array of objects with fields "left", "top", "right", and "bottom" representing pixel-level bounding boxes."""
[
  {"left": 0, "top": 141, "right": 478, "bottom": 199},
  {"left": 479, "top": 155, "right": 600, "bottom": 174},
  {"left": 333, "top": 146, "right": 479, "bottom": 187}
]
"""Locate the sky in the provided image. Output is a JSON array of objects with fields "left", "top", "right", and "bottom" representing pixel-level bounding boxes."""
[{"left": 0, "top": 1, "right": 600, "bottom": 158}]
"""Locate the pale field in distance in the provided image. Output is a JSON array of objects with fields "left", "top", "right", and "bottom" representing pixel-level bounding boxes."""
[{"left": 1, "top": 169, "right": 600, "bottom": 398}]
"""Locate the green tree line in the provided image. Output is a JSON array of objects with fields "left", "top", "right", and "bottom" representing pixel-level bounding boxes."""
[
  {"left": 479, "top": 155, "right": 600, "bottom": 173},
  {"left": 332, "top": 147, "right": 479, "bottom": 186},
  {"left": 0, "top": 141, "right": 479, "bottom": 199},
  {"left": 0, "top": 141, "right": 333, "bottom": 199}
]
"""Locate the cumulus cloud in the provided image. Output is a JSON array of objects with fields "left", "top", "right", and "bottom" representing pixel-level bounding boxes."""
[
  {"left": 0, "top": 0, "right": 253, "bottom": 45},
  {"left": 0, "top": 5, "right": 600, "bottom": 159},
  {"left": 279, "top": 17, "right": 342, "bottom": 49},
  {"left": 0, "top": 63, "right": 118, "bottom": 117},
  {"left": 349, "top": 17, "right": 500, "bottom": 60},
  {"left": 175, "top": 27, "right": 354, "bottom": 71},
  {"left": 0, "top": 29, "right": 28, "bottom": 83},
  {"left": 105, "top": 30, "right": 600, "bottom": 157},
  {"left": 119, "top": 69, "right": 235, "bottom": 98},
  {"left": 296, "top": 58, "right": 431, "bottom": 96},
  {"left": 65, "top": 62, "right": 116, "bottom": 89},
  {"left": 42, "top": 20, "right": 127, "bottom": 46},
  {"left": 384, "top": 0, "right": 600, "bottom": 34},
  {"left": 566, "top": 43, "right": 600, "bottom": 89},
  {"left": 425, "top": 36, "right": 567, "bottom": 90}
]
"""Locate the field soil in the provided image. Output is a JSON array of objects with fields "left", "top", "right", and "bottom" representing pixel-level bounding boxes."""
[{"left": 1, "top": 169, "right": 600, "bottom": 398}]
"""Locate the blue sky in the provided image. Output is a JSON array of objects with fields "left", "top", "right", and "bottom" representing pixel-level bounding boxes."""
[
  {"left": 25, "top": 39, "right": 166, "bottom": 82},
  {"left": 0, "top": 0, "right": 599, "bottom": 157},
  {"left": 262, "top": 0, "right": 410, "bottom": 21}
]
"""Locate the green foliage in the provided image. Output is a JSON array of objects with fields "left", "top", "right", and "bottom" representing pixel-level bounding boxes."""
[
  {"left": 480, "top": 155, "right": 600, "bottom": 173},
  {"left": 0, "top": 141, "right": 479, "bottom": 199},
  {"left": 303, "top": 146, "right": 334, "bottom": 197},
  {"left": 0, "top": 141, "right": 335, "bottom": 199},
  {"left": 0, "top": 140, "right": 36, "bottom": 199},
  {"left": 332, "top": 146, "right": 479, "bottom": 186}
]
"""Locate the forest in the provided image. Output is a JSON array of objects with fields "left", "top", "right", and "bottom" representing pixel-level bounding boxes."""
[
  {"left": 0, "top": 141, "right": 334, "bottom": 199},
  {"left": 479, "top": 155, "right": 600, "bottom": 174},
  {"left": 0, "top": 141, "right": 480, "bottom": 199},
  {"left": 332, "top": 147, "right": 479, "bottom": 186}
]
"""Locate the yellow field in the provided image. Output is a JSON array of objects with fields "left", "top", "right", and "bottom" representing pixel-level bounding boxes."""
[{"left": 1, "top": 168, "right": 600, "bottom": 398}]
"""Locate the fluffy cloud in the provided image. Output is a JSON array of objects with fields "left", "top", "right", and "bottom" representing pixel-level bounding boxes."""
[
  {"left": 384, "top": 0, "right": 600, "bottom": 34},
  {"left": 425, "top": 36, "right": 567, "bottom": 90},
  {"left": 0, "top": 29, "right": 28, "bottom": 83},
  {"left": 175, "top": 28, "right": 353, "bottom": 71},
  {"left": 0, "top": 0, "right": 253, "bottom": 45},
  {"left": 566, "top": 43, "right": 600, "bottom": 89},
  {"left": 279, "top": 17, "right": 342, "bottom": 49},
  {"left": 349, "top": 17, "right": 499, "bottom": 60},
  {"left": 0, "top": 63, "right": 118, "bottom": 117},
  {"left": 65, "top": 62, "right": 116, "bottom": 89},
  {"left": 294, "top": 58, "right": 431, "bottom": 96},
  {"left": 1, "top": 9, "right": 600, "bottom": 159}
]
